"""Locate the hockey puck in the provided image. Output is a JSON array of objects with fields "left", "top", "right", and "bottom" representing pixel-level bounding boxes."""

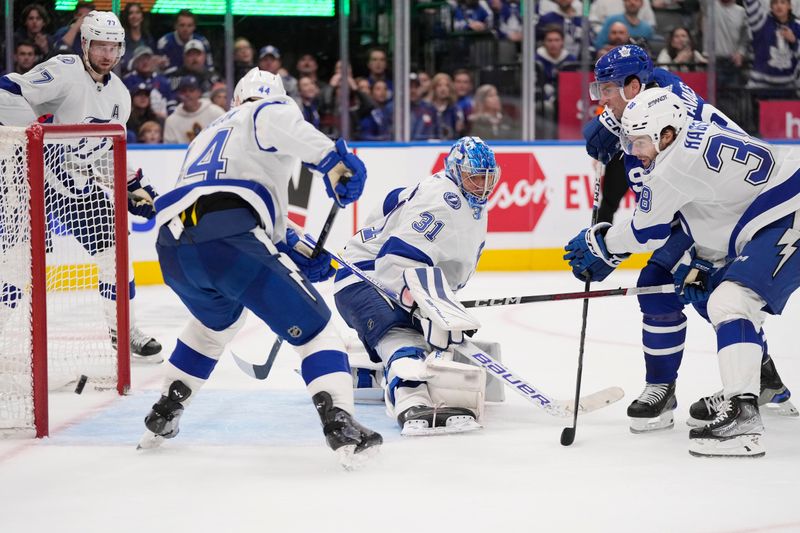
[{"left": 74, "top": 375, "right": 88, "bottom": 394}]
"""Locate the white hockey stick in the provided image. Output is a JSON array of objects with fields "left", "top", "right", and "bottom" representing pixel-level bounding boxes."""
[{"left": 303, "top": 235, "right": 624, "bottom": 417}]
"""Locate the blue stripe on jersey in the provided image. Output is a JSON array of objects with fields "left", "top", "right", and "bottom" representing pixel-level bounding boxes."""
[
  {"left": 383, "top": 187, "right": 404, "bottom": 216},
  {"left": 300, "top": 350, "right": 350, "bottom": 385},
  {"left": 154, "top": 178, "right": 277, "bottom": 228},
  {"left": 717, "top": 319, "right": 761, "bottom": 351},
  {"left": 170, "top": 339, "right": 219, "bottom": 380},
  {"left": 728, "top": 168, "right": 800, "bottom": 257},
  {"left": 252, "top": 100, "right": 287, "bottom": 152},
  {"left": 632, "top": 220, "right": 672, "bottom": 244},
  {"left": 0, "top": 76, "right": 22, "bottom": 96},
  {"left": 377, "top": 236, "right": 434, "bottom": 266},
  {"left": 334, "top": 259, "right": 375, "bottom": 282}
]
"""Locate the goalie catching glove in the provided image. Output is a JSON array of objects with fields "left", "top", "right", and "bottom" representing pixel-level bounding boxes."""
[
  {"left": 277, "top": 227, "right": 336, "bottom": 283},
  {"left": 401, "top": 267, "right": 481, "bottom": 350},
  {"left": 307, "top": 138, "right": 367, "bottom": 208},
  {"left": 127, "top": 168, "right": 158, "bottom": 219}
]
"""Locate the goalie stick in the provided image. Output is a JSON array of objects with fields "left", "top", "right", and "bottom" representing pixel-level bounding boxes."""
[{"left": 278, "top": 234, "right": 624, "bottom": 417}]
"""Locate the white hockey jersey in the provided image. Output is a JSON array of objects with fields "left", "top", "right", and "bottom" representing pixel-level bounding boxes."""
[
  {"left": 154, "top": 95, "right": 334, "bottom": 244},
  {"left": 334, "top": 173, "right": 487, "bottom": 297},
  {"left": 606, "top": 121, "right": 800, "bottom": 262},
  {"left": 0, "top": 55, "right": 130, "bottom": 126}
]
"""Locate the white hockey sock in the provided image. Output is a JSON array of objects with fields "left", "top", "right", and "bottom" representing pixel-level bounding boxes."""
[
  {"left": 294, "top": 319, "right": 355, "bottom": 414},
  {"left": 717, "top": 319, "right": 762, "bottom": 399}
]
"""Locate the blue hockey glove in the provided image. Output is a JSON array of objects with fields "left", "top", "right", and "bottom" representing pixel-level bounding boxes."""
[
  {"left": 564, "top": 222, "right": 630, "bottom": 282},
  {"left": 308, "top": 138, "right": 367, "bottom": 208},
  {"left": 583, "top": 108, "right": 622, "bottom": 164},
  {"left": 127, "top": 168, "right": 158, "bottom": 219},
  {"left": 673, "top": 253, "right": 717, "bottom": 304},
  {"left": 277, "top": 227, "right": 336, "bottom": 283}
]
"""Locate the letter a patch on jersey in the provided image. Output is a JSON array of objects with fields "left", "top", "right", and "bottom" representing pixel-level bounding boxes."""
[{"left": 112, "top": 105, "right": 119, "bottom": 120}]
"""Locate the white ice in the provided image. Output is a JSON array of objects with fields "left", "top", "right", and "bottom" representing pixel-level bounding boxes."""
[{"left": 1, "top": 270, "right": 798, "bottom": 533}]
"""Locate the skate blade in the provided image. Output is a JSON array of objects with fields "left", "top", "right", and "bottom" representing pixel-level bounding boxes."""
[
  {"left": 688, "top": 434, "right": 765, "bottom": 458},
  {"left": 132, "top": 353, "right": 164, "bottom": 365},
  {"left": 762, "top": 399, "right": 799, "bottom": 417},
  {"left": 137, "top": 430, "right": 165, "bottom": 450},
  {"left": 335, "top": 444, "right": 381, "bottom": 471},
  {"left": 686, "top": 416, "right": 713, "bottom": 428},
  {"left": 629, "top": 412, "right": 674, "bottom": 434},
  {"left": 401, "top": 417, "right": 482, "bottom": 437}
]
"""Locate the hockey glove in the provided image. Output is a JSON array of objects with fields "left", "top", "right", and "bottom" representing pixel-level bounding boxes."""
[
  {"left": 277, "top": 227, "right": 336, "bottom": 283},
  {"left": 564, "top": 222, "right": 630, "bottom": 282},
  {"left": 673, "top": 251, "right": 718, "bottom": 304},
  {"left": 127, "top": 168, "right": 158, "bottom": 219},
  {"left": 308, "top": 138, "right": 367, "bottom": 208},
  {"left": 583, "top": 108, "right": 622, "bottom": 164}
]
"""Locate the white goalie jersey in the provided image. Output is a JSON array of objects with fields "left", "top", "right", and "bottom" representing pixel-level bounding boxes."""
[
  {"left": 605, "top": 120, "right": 800, "bottom": 262},
  {"left": 334, "top": 172, "right": 488, "bottom": 297}
]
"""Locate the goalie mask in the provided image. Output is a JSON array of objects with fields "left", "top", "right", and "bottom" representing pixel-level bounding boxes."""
[
  {"left": 444, "top": 136, "right": 500, "bottom": 219},
  {"left": 620, "top": 88, "right": 688, "bottom": 157},
  {"left": 81, "top": 11, "right": 125, "bottom": 76},
  {"left": 233, "top": 67, "right": 287, "bottom": 106}
]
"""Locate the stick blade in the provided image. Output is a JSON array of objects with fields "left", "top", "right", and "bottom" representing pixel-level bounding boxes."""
[{"left": 560, "top": 427, "right": 575, "bottom": 446}]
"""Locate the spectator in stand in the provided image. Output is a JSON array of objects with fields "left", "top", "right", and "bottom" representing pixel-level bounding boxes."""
[
  {"left": 233, "top": 38, "right": 255, "bottom": 84},
  {"left": 163, "top": 76, "right": 225, "bottom": 144},
  {"left": 453, "top": 69, "right": 476, "bottom": 119},
  {"left": 359, "top": 80, "right": 394, "bottom": 141},
  {"left": 210, "top": 83, "right": 229, "bottom": 111},
  {"left": 52, "top": 1, "right": 95, "bottom": 57},
  {"left": 257, "top": 45, "right": 298, "bottom": 98},
  {"left": 430, "top": 73, "right": 465, "bottom": 140},
  {"left": 123, "top": 46, "right": 176, "bottom": 115},
  {"left": 536, "top": 25, "right": 578, "bottom": 104},
  {"left": 366, "top": 48, "right": 393, "bottom": 95},
  {"left": 355, "top": 77, "right": 372, "bottom": 96},
  {"left": 452, "top": 0, "right": 495, "bottom": 32},
  {"left": 296, "top": 53, "right": 329, "bottom": 93},
  {"left": 320, "top": 61, "right": 373, "bottom": 138},
  {"left": 15, "top": 4, "right": 53, "bottom": 61},
  {"left": 702, "top": 0, "right": 749, "bottom": 104},
  {"left": 588, "top": 0, "right": 656, "bottom": 36},
  {"left": 137, "top": 120, "right": 162, "bottom": 144},
  {"left": 537, "top": 0, "right": 591, "bottom": 58},
  {"left": 417, "top": 71, "right": 433, "bottom": 101},
  {"left": 490, "top": 0, "right": 523, "bottom": 41},
  {"left": 744, "top": 0, "right": 800, "bottom": 99},
  {"left": 167, "top": 40, "right": 221, "bottom": 97},
  {"left": 157, "top": 9, "right": 213, "bottom": 71},
  {"left": 8, "top": 42, "right": 38, "bottom": 76},
  {"left": 125, "top": 81, "right": 161, "bottom": 144},
  {"left": 657, "top": 27, "right": 707, "bottom": 71},
  {"left": 468, "top": 84, "right": 519, "bottom": 139},
  {"left": 596, "top": 21, "right": 632, "bottom": 58},
  {"left": 409, "top": 72, "right": 438, "bottom": 140},
  {"left": 120, "top": 2, "right": 155, "bottom": 76},
  {"left": 595, "top": 0, "right": 654, "bottom": 49},
  {"left": 296, "top": 75, "right": 322, "bottom": 129}
]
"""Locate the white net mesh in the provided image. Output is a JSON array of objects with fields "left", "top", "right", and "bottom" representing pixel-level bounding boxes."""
[{"left": 0, "top": 126, "right": 124, "bottom": 433}]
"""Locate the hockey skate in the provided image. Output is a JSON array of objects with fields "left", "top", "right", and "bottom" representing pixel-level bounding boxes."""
[
  {"left": 687, "top": 356, "right": 798, "bottom": 427},
  {"left": 627, "top": 382, "right": 677, "bottom": 433},
  {"left": 111, "top": 326, "right": 163, "bottom": 363},
  {"left": 689, "top": 395, "right": 765, "bottom": 458},
  {"left": 397, "top": 405, "right": 482, "bottom": 436},
  {"left": 137, "top": 380, "right": 191, "bottom": 450},
  {"left": 313, "top": 392, "right": 383, "bottom": 470}
]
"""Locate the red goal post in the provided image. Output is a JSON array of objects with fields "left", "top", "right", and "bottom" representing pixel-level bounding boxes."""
[{"left": 0, "top": 123, "right": 131, "bottom": 438}]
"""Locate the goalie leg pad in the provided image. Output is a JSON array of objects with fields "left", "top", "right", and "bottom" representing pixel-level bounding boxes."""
[
  {"left": 454, "top": 340, "right": 505, "bottom": 402},
  {"left": 426, "top": 356, "right": 486, "bottom": 422}
]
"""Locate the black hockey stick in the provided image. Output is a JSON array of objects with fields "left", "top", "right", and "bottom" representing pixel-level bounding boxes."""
[
  {"left": 231, "top": 202, "right": 340, "bottom": 380},
  {"left": 461, "top": 284, "right": 673, "bottom": 308},
  {"left": 561, "top": 162, "right": 604, "bottom": 446}
]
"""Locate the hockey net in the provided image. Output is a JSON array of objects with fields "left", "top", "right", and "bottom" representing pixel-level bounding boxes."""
[{"left": 0, "top": 124, "right": 131, "bottom": 438}]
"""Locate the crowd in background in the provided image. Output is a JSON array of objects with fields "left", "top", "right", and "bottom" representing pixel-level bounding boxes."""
[{"left": 4, "top": 0, "right": 800, "bottom": 143}]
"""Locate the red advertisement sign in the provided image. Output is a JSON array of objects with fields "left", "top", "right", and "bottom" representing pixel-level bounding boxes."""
[
  {"left": 557, "top": 71, "right": 709, "bottom": 140},
  {"left": 759, "top": 100, "right": 800, "bottom": 139},
  {"left": 431, "top": 153, "right": 548, "bottom": 232}
]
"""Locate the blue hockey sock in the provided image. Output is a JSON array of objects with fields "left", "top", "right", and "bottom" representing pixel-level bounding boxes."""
[{"left": 643, "top": 313, "right": 687, "bottom": 384}]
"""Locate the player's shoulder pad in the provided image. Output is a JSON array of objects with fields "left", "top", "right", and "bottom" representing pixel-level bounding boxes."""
[{"left": 415, "top": 173, "right": 464, "bottom": 218}]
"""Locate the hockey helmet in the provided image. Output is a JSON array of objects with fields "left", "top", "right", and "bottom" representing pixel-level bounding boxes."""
[
  {"left": 81, "top": 11, "right": 126, "bottom": 72},
  {"left": 620, "top": 88, "right": 688, "bottom": 156},
  {"left": 232, "top": 67, "right": 286, "bottom": 107},
  {"left": 590, "top": 45, "right": 653, "bottom": 101},
  {"left": 444, "top": 136, "right": 500, "bottom": 219}
]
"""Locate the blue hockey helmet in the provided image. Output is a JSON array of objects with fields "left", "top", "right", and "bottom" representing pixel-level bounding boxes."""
[
  {"left": 444, "top": 136, "right": 500, "bottom": 219},
  {"left": 590, "top": 45, "right": 653, "bottom": 101}
]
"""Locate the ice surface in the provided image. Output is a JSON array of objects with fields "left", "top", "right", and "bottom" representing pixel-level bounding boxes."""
[{"left": 1, "top": 271, "right": 798, "bottom": 533}]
